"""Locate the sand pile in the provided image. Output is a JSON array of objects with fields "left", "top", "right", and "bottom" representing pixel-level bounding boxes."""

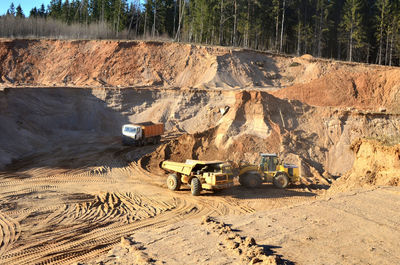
[{"left": 329, "top": 139, "right": 400, "bottom": 192}]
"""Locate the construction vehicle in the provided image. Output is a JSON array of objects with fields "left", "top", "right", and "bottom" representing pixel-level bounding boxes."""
[
  {"left": 238, "top": 153, "right": 299, "bottom": 188},
  {"left": 122, "top": 122, "right": 164, "bottom": 146},
  {"left": 161, "top": 159, "right": 234, "bottom": 196}
]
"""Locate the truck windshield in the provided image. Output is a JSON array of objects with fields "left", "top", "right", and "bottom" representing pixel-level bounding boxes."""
[{"left": 124, "top": 127, "right": 137, "bottom": 133}]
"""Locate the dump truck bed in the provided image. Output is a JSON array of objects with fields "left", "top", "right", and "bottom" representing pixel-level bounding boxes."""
[
  {"left": 135, "top": 122, "right": 164, "bottom": 138},
  {"left": 161, "top": 161, "right": 195, "bottom": 176}
]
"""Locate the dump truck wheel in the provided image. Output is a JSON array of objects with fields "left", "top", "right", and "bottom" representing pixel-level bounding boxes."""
[
  {"left": 190, "top": 178, "right": 201, "bottom": 196},
  {"left": 247, "top": 173, "right": 262, "bottom": 188},
  {"left": 239, "top": 173, "right": 262, "bottom": 188},
  {"left": 273, "top": 173, "right": 289, "bottom": 189},
  {"left": 167, "top": 174, "right": 181, "bottom": 191}
]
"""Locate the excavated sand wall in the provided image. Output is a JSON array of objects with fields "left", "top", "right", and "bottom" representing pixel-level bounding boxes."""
[
  {"left": 1, "top": 39, "right": 399, "bottom": 111},
  {"left": 144, "top": 90, "right": 400, "bottom": 178},
  {"left": 0, "top": 87, "right": 235, "bottom": 169},
  {"left": 329, "top": 139, "right": 400, "bottom": 192},
  {"left": 1, "top": 39, "right": 400, "bottom": 178}
]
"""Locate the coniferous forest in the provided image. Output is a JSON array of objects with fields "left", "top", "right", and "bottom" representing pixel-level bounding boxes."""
[{"left": 1, "top": 0, "right": 400, "bottom": 65}]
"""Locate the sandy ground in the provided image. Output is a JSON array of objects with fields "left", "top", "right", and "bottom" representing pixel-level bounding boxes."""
[
  {"left": 0, "top": 136, "right": 318, "bottom": 264},
  {"left": 1, "top": 136, "right": 399, "bottom": 264},
  {"left": 120, "top": 187, "right": 400, "bottom": 265}
]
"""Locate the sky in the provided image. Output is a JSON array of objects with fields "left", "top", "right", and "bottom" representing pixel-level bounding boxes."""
[{"left": 0, "top": 0, "right": 51, "bottom": 16}]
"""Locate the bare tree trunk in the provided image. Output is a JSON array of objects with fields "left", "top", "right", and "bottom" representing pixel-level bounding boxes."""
[
  {"left": 175, "top": 0, "right": 185, "bottom": 41},
  {"left": 297, "top": 9, "right": 301, "bottom": 56},
  {"left": 385, "top": 33, "right": 389, "bottom": 65},
  {"left": 378, "top": 25, "right": 383, "bottom": 65},
  {"left": 279, "top": 0, "right": 286, "bottom": 52},
  {"left": 349, "top": 24, "right": 353, "bottom": 62},
  {"left": 116, "top": 0, "right": 122, "bottom": 37},
  {"left": 219, "top": 0, "right": 224, "bottom": 45},
  {"left": 152, "top": 0, "right": 157, "bottom": 37},
  {"left": 200, "top": 4, "right": 204, "bottom": 42},
  {"left": 233, "top": 0, "right": 237, "bottom": 46},
  {"left": 389, "top": 31, "right": 394, "bottom": 66},
  {"left": 275, "top": 9, "right": 279, "bottom": 50},
  {"left": 144, "top": 10, "right": 147, "bottom": 37},
  {"left": 173, "top": 0, "right": 177, "bottom": 36},
  {"left": 101, "top": 0, "right": 104, "bottom": 23},
  {"left": 245, "top": 0, "right": 250, "bottom": 47},
  {"left": 135, "top": 0, "right": 140, "bottom": 36},
  {"left": 128, "top": 3, "right": 135, "bottom": 37},
  {"left": 317, "top": 7, "right": 323, "bottom": 57}
]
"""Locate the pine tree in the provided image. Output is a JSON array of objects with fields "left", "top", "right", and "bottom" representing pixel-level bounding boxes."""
[
  {"left": 7, "top": 3, "right": 16, "bottom": 16},
  {"left": 16, "top": 4, "right": 24, "bottom": 18},
  {"left": 29, "top": 7, "right": 38, "bottom": 17},
  {"left": 376, "top": 0, "right": 390, "bottom": 65},
  {"left": 341, "top": 0, "right": 365, "bottom": 61}
]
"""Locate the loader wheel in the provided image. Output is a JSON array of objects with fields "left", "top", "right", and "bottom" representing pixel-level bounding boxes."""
[
  {"left": 239, "top": 173, "right": 262, "bottom": 188},
  {"left": 167, "top": 174, "right": 181, "bottom": 191},
  {"left": 273, "top": 173, "right": 289, "bottom": 189},
  {"left": 190, "top": 178, "right": 202, "bottom": 196}
]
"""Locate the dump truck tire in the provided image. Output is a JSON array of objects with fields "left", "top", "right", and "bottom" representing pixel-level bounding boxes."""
[
  {"left": 167, "top": 174, "right": 181, "bottom": 191},
  {"left": 273, "top": 172, "right": 289, "bottom": 189},
  {"left": 191, "top": 177, "right": 201, "bottom": 196},
  {"left": 239, "top": 172, "right": 262, "bottom": 188}
]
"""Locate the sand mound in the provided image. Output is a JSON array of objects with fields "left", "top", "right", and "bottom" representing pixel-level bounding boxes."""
[{"left": 329, "top": 139, "right": 400, "bottom": 192}]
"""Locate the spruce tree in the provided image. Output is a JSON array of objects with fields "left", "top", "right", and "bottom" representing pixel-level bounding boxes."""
[{"left": 341, "top": 0, "right": 365, "bottom": 61}]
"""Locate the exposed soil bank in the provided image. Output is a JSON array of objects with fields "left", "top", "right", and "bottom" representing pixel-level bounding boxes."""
[
  {"left": 329, "top": 139, "right": 400, "bottom": 193},
  {"left": 1, "top": 39, "right": 400, "bottom": 111}
]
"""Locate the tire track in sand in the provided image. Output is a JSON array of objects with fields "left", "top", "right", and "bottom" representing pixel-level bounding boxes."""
[{"left": 0, "top": 196, "right": 200, "bottom": 264}]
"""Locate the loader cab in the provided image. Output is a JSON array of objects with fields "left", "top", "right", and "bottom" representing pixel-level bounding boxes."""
[{"left": 260, "top": 153, "right": 279, "bottom": 172}]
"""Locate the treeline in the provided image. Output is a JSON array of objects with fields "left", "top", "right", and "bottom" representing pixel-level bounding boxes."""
[{"left": 1, "top": 0, "right": 400, "bottom": 66}]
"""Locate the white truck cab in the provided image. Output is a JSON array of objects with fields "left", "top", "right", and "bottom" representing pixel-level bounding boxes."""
[{"left": 122, "top": 124, "right": 142, "bottom": 140}]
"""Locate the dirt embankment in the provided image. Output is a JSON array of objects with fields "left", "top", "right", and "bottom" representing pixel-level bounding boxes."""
[
  {"left": 272, "top": 57, "right": 400, "bottom": 111},
  {"left": 0, "top": 39, "right": 288, "bottom": 89},
  {"left": 1, "top": 39, "right": 400, "bottom": 112},
  {"left": 329, "top": 139, "right": 400, "bottom": 192}
]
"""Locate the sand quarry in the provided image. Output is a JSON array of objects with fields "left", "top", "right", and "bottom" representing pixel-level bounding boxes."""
[{"left": 0, "top": 39, "right": 399, "bottom": 264}]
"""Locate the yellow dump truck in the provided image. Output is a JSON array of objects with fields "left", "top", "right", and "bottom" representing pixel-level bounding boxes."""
[
  {"left": 161, "top": 160, "right": 234, "bottom": 196},
  {"left": 239, "top": 153, "right": 300, "bottom": 188}
]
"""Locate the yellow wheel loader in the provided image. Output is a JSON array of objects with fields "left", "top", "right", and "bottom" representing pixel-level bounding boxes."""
[
  {"left": 238, "top": 153, "right": 299, "bottom": 188},
  {"left": 161, "top": 160, "right": 234, "bottom": 196}
]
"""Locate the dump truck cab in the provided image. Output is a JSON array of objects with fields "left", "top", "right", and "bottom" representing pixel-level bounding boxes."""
[
  {"left": 122, "top": 124, "right": 142, "bottom": 141},
  {"left": 239, "top": 153, "right": 299, "bottom": 188},
  {"left": 161, "top": 159, "right": 234, "bottom": 196}
]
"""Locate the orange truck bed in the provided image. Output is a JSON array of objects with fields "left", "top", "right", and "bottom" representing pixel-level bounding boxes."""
[{"left": 137, "top": 122, "right": 164, "bottom": 138}]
